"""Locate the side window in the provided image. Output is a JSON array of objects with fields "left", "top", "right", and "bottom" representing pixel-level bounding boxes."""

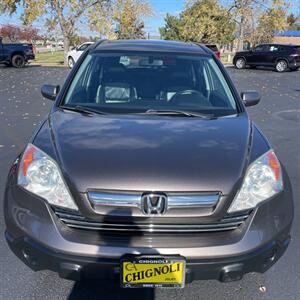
[
  {"left": 269, "top": 45, "right": 279, "bottom": 52},
  {"left": 64, "top": 55, "right": 93, "bottom": 104},
  {"left": 202, "top": 59, "right": 236, "bottom": 108},
  {"left": 254, "top": 45, "right": 264, "bottom": 52},
  {"left": 78, "top": 44, "right": 89, "bottom": 51}
]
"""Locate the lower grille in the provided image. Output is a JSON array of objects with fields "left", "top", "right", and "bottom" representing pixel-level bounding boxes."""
[{"left": 53, "top": 207, "right": 250, "bottom": 233}]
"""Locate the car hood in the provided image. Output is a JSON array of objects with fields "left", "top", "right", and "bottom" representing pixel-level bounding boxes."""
[{"left": 45, "top": 110, "right": 251, "bottom": 194}]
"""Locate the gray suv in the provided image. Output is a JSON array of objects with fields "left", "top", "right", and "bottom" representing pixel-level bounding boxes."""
[{"left": 4, "top": 40, "right": 293, "bottom": 289}]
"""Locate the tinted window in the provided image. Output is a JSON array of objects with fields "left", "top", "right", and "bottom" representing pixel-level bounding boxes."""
[
  {"left": 254, "top": 45, "right": 268, "bottom": 52},
  {"left": 63, "top": 53, "right": 237, "bottom": 116},
  {"left": 279, "top": 46, "right": 287, "bottom": 51},
  {"left": 269, "top": 45, "right": 279, "bottom": 51},
  {"left": 78, "top": 43, "right": 91, "bottom": 51}
]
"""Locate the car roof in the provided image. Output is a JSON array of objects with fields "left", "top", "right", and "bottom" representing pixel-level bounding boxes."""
[
  {"left": 259, "top": 43, "right": 300, "bottom": 47},
  {"left": 92, "top": 39, "right": 210, "bottom": 55}
]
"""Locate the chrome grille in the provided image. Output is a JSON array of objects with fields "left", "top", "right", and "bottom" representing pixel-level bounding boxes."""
[
  {"left": 87, "top": 191, "right": 220, "bottom": 217},
  {"left": 53, "top": 208, "right": 250, "bottom": 233}
]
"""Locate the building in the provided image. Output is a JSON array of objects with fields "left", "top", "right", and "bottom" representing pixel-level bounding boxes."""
[{"left": 273, "top": 30, "right": 300, "bottom": 45}]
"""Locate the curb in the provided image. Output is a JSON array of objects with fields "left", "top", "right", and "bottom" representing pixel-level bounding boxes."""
[{"left": 29, "top": 63, "right": 68, "bottom": 68}]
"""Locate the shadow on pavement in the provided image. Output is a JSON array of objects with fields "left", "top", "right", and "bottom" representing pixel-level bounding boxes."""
[{"left": 68, "top": 279, "right": 155, "bottom": 300}]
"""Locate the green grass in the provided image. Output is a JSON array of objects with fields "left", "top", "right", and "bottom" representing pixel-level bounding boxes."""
[{"left": 34, "top": 51, "right": 64, "bottom": 65}]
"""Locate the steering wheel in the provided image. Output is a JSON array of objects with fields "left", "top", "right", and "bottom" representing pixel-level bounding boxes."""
[{"left": 170, "top": 89, "right": 208, "bottom": 104}]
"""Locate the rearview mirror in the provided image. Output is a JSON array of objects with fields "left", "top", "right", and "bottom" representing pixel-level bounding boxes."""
[
  {"left": 241, "top": 91, "right": 260, "bottom": 107},
  {"left": 41, "top": 84, "right": 60, "bottom": 101}
]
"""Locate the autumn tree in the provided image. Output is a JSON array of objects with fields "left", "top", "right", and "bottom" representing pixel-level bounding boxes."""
[
  {"left": 227, "top": 0, "right": 262, "bottom": 50},
  {"left": 0, "top": 24, "right": 21, "bottom": 42},
  {"left": 90, "top": 0, "right": 153, "bottom": 39},
  {"left": 253, "top": 0, "right": 289, "bottom": 44},
  {"left": 0, "top": 0, "right": 111, "bottom": 64},
  {"left": 287, "top": 13, "right": 300, "bottom": 30},
  {"left": 160, "top": 0, "right": 235, "bottom": 44},
  {"left": 20, "top": 26, "right": 40, "bottom": 43}
]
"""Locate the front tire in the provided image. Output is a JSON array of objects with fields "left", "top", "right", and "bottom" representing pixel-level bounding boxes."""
[
  {"left": 11, "top": 54, "right": 25, "bottom": 68},
  {"left": 235, "top": 58, "right": 246, "bottom": 69},
  {"left": 275, "top": 60, "right": 288, "bottom": 72},
  {"left": 68, "top": 57, "right": 75, "bottom": 69}
]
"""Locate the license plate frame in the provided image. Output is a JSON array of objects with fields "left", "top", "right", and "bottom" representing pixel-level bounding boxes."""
[{"left": 120, "top": 256, "right": 186, "bottom": 289}]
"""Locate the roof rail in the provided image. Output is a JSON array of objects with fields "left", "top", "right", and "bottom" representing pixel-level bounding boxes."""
[
  {"left": 91, "top": 39, "right": 108, "bottom": 50},
  {"left": 193, "top": 42, "right": 211, "bottom": 55}
]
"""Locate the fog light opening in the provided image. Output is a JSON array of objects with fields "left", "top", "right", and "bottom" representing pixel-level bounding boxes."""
[{"left": 22, "top": 248, "right": 38, "bottom": 266}]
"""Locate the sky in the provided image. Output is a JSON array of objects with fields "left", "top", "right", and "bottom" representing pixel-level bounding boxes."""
[
  {"left": 0, "top": 0, "right": 299, "bottom": 38},
  {"left": 145, "top": 0, "right": 185, "bottom": 37},
  {"left": 0, "top": 0, "right": 185, "bottom": 37}
]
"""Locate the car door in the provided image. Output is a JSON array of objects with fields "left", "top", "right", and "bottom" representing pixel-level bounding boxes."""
[
  {"left": 247, "top": 45, "right": 268, "bottom": 65},
  {"left": 265, "top": 45, "right": 280, "bottom": 66}
]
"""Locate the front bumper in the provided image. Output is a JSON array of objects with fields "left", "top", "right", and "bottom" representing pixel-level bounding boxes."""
[
  {"left": 4, "top": 165, "right": 293, "bottom": 283},
  {"left": 5, "top": 230, "right": 290, "bottom": 282}
]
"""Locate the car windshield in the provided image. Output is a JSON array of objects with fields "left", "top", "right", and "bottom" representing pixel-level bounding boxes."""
[{"left": 62, "top": 52, "right": 237, "bottom": 117}]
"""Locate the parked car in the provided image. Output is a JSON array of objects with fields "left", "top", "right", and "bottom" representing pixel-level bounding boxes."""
[
  {"left": 0, "top": 37, "right": 35, "bottom": 68},
  {"left": 67, "top": 42, "right": 94, "bottom": 68},
  {"left": 233, "top": 44, "right": 300, "bottom": 72},
  {"left": 4, "top": 40, "right": 293, "bottom": 288},
  {"left": 205, "top": 44, "right": 221, "bottom": 59}
]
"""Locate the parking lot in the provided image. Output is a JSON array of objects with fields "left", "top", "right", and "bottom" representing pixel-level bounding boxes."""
[{"left": 0, "top": 65, "right": 299, "bottom": 300}]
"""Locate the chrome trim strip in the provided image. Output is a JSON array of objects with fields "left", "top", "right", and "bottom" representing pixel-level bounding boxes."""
[
  {"left": 168, "top": 194, "right": 218, "bottom": 208},
  {"left": 88, "top": 192, "right": 141, "bottom": 208},
  {"left": 65, "top": 223, "right": 239, "bottom": 233},
  {"left": 55, "top": 211, "right": 249, "bottom": 233},
  {"left": 88, "top": 192, "right": 219, "bottom": 208}
]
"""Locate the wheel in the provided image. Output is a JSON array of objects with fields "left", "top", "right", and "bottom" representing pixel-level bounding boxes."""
[
  {"left": 235, "top": 58, "right": 246, "bottom": 69},
  {"left": 275, "top": 60, "right": 288, "bottom": 72},
  {"left": 11, "top": 54, "right": 25, "bottom": 68},
  {"left": 68, "top": 57, "right": 75, "bottom": 68}
]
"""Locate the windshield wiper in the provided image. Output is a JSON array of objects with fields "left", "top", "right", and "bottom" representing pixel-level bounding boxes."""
[
  {"left": 61, "top": 106, "right": 107, "bottom": 115},
  {"left": 142, "top": 109, "right": 215, "bottom": 119}
]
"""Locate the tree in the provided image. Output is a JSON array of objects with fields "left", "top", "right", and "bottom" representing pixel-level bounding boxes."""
[
  {"left": 90, "top": 0, "right": 153, "bottom": 39},
  {"left": 253, "top": 0, "right": 289, "bottom": 44},
  {"left": 159, "top": 14, "right": 183, "bottom": 40},
  {"left": 160, "top": 0, "right": 235, "bottom": 45},
  {"left": 20, "top": 26, "right": 40, "bottom": 43},
  {"left": 0, "top": 0, "right": 110, "bottom": 64},
  {"left": 227, "top": 0, "right": 261, "bottom": 50},
  {"left": 287, "top": 13, "right": 300, "bottom": 30},
  {"left": 0, "top": 24, "right": 21, "bottom": 42}
]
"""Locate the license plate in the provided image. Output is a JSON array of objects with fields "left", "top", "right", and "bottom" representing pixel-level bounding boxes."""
[{"left": 121, "top": 256, "right": 186, "bottom": 288}]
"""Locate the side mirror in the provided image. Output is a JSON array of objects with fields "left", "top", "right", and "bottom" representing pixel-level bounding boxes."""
[
  {"left": 241, "top": 91, "right": 260, "bottom": 107},
  {"left": 41, "top": 84, "right": 60, "bottom": 101}
]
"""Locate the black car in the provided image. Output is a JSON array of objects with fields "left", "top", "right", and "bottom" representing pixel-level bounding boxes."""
[
  {"left": 0, "top": 37, "right": 35, "bottom": 68},
  {"left": 233, "top": 44, "right": 300, "bottom": 72},
  {"left": 4, "top": 40, "right": 293, "bottom": 288}
]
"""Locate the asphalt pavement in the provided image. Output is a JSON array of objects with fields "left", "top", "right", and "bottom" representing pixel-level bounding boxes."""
[{"left": 0, "top": 65, "right": 299, "bottom": 300}]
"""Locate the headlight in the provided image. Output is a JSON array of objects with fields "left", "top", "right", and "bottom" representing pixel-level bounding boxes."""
[
  {"left": 228, "top": 149, "right": 283, "bottom": 213},
  {"left": 18, "top": 144, "right": 78, "bottom": 210}
]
